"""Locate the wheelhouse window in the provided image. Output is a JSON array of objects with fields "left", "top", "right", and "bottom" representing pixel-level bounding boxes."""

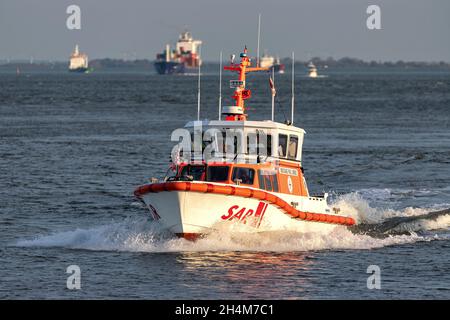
[
  {"left": 180, "top": 165, "right": 206, "bottom": 181},
  {"left": 258, "top": 171, "right": 265, "bottom": 189},
  {"left": 278, "top": 134, "right": 288, "bottom": 158},
  {"left": 247, "top": 133, "right": 272, "bottom": 158},
  {"left": 207, "top": 166, "right": 229, "bottom": 182},
  {"left": 190, "top": 131, "right": 208, "bottom": 154},
  {"left": 264, "top": 174, "right": 273, "bottom": 190},
  {"left": 247, "top": 133, "right": 257, "bottom": 155},
  {"left": 232, "top": 167, "right": 255, "bottom": 185},
  {"left": 288, "top": 135, "right": 298, "bottom": 160},
  {"left": 218, "top": 131, "right": 241, "bottom": 156},
  {"left": 266, "top": 134, "right": 272, "bottom": 157},
  {"left": 258, "top": 169, "right": 279, "bottom": 192},
  {"left": 272, "top": 173, "right": 279, "bottom": 192}
]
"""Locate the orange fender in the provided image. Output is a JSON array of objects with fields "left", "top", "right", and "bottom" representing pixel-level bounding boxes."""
[
  {"left": 191, "top": 183, "right": 208, "bottom": 193},
  {"left": 252, "top": 190, "right": 267, "bottom": 201},
  {"left": 265, "top": 193, "right": 278, "bottom": 204},
  {"left": 212, "top": 185, "right": 234, "bottom": 195},
  {"left": 236, "top": 188, "right": 253, "bottom": 198},
  {"left": 297, "top": 211, "right": 306, "bottom": 220}
]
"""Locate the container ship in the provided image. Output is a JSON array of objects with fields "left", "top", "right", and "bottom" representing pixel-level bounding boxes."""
[
  {"left": 69, "top": 44, "right": 89, "bottom": 73},
  {"left": 154, "top": 31, "right": 202, "bottom": 75}
]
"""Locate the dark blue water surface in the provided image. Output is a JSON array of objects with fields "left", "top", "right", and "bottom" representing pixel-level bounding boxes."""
[{"left": 0, "top": 70, "right": 449, "bottom": 299}]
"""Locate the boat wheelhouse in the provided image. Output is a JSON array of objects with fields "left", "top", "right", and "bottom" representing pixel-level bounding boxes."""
[{"left": 173, "top": 119, "right": 307, "bottom": 193}]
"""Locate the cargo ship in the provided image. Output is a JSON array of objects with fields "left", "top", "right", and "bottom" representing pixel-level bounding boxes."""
[
  {"left": 154, "top": 31, "right": 202, "bottom": 75},
  {"left": 69, "top": 44, "right": 89, "bottom": 73},
  {"left": 259, "top": 53, "right": 285, "bottom": 74}
]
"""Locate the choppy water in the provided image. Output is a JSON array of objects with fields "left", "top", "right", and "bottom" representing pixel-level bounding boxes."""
[{"left": 1, "top": 70, "right": 449, "bottom": 299}]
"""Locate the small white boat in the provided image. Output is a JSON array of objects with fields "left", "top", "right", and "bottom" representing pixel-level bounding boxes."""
[{"left": 307, "top": 61, "right": 318, "bottom": 78}]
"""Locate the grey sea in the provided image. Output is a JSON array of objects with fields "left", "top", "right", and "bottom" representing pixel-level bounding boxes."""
[{"left": 0, "top": 69, "right": 449, "bottom": 299}]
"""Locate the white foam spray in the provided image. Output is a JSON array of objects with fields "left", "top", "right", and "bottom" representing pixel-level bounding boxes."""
[{"left": 15, "top": 191, "right": 450, "bottom": 253}]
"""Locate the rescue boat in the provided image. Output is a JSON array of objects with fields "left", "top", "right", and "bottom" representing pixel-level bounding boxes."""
[{"left": 134, "top": 46, "right": 355, "bottom": 240}]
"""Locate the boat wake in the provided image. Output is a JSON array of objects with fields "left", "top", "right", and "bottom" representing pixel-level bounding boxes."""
[
  {"left": 349, "top": 208, "right": 450, "bottom": 237},
  {"left": 15, "top": 192, "right": 450, "bottom": 253}
]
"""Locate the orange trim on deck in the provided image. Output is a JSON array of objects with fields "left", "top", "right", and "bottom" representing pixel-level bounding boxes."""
[{"left": 134, "top": 182, "right": 355, "bottom": 226}]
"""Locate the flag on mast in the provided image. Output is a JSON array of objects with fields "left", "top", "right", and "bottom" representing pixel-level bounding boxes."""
[{"left": 269, "top": 77, "right": 276, "bottom": 96}]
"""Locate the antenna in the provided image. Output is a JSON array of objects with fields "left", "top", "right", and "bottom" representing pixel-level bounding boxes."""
[
  {"left": 256, "top": 14, "right": 261, "bottom": 67},
  {"left": 219, "top": 51, "right": 223, "bottom": 120},
  {"left": 291, "top": 51, "right": 295, "bottom": 125},
  {"left": 197, "top": 45, "right": 202, "bottom": 121},
  {"left": 271, "top": 67, "right": 275, "bottom": 121}
]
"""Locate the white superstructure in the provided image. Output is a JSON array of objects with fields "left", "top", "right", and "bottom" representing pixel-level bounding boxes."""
[
  {"left": 69, "top": 45, "right": 88, "bottom": 71},
  {"left": 259, "top": 54, "right": 275, "bottom": 68},
  {"left": 176, "top": 31, "right": 202, "bottom": 55}
]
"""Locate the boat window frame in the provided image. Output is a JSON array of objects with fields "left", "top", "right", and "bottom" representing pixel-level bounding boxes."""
[
  {"left": 258, "top": 169, "right": 278, "bottom": 192},
  {"left": 206, "top": 165, "right": 230, "bottom": 182},
  {"left": 247, "top": 132, "right": 258, "bottom": 155},
  {"left": 287, "top": 135, "right": 299, "bottom": 160},
  {"left": 267, "top": 134, "right": 272, "bottom": 157},
  {"left": 180, "top": 164, "right": 206, "bottom": 181},
  {"left": 272, "top": 173, "right": 279, "bottom": 192},
  {"left": 258, "top": 170, "right": 265, "bottom": 189},
  {"left": 232, "top": 167, "right": 255, "bottom": 185},
  {"left": 264, "top": 174, "right": 273, "bottom": 191},
  {"left": 246, "top": 132, "right": 272, "bottom": 158},
  {"left": 278, "top": 134, "right": 288, "bottom": 158}
]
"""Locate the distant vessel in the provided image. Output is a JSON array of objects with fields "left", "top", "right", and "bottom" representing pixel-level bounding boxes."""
[
  {"left": 307, "top": 61, "right": 318, "bottom": 78},
  {"left": 69, "top": 45, "right": 89, "bottom": 73},
  {"left": 154, "top": 31, "right": 202, "bottom": 75},
  {"left": 259, "top": 53, "right": 285, "bottom": 74}
]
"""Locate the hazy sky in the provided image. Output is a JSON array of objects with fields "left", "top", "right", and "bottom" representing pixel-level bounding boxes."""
[{"left": 1, "top": 0, "right": 449, "bottom": 62}]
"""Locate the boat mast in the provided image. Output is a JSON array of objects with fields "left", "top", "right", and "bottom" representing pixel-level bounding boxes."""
[
  {"left": 223, "top": 47, "right": 268, "bottom": 121},
  {"left": 218, "top": 51, "right": 223, "bottom": 120},
  {"left": 291, "top": 51, "right": 295, "bottom": 125},
  {"left": 256, "top": 14, "right": 261, "bottom": 67},
  {"left": 271, "top": 67, "right": 275, "bottom": 121},
  {"left": 197, "top": 45, "right": 202, "bottom": 121}
]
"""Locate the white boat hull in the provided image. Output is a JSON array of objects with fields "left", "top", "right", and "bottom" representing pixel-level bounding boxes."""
[{"left": 141, "top": 190, "right": 339, "bottom": 238}]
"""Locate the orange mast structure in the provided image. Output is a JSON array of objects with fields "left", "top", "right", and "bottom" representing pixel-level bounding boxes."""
[{"left": 223, "top": 47, "right": 268, "bottom": 121}]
